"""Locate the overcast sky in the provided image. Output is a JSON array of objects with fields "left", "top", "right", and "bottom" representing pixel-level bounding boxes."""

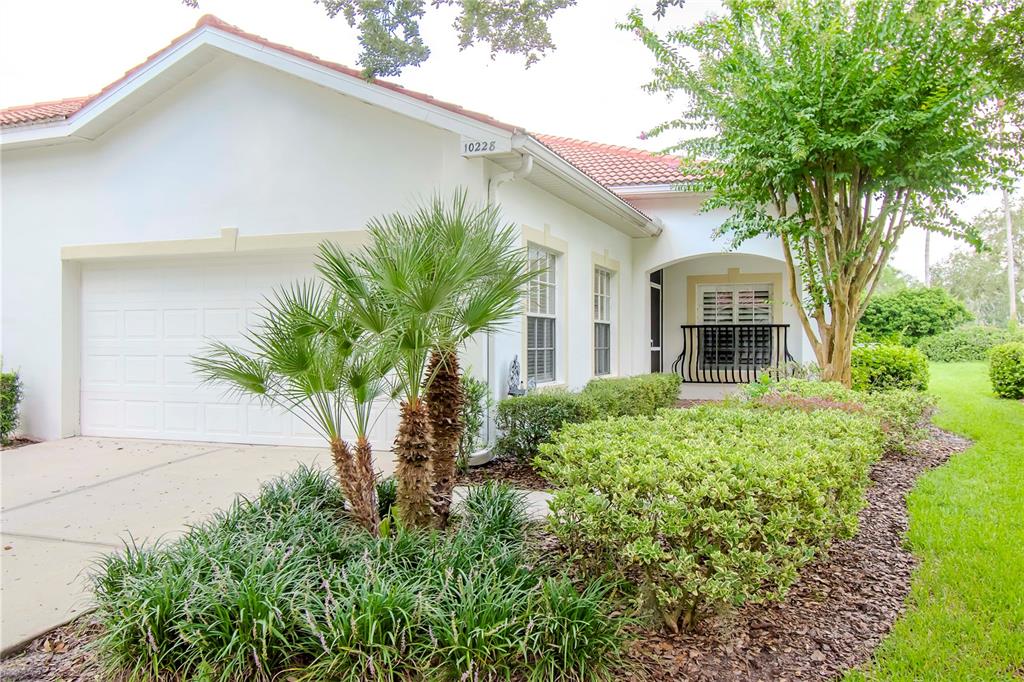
[{"left": 0, "top": 0, "right": 1010, "bottom": 280}]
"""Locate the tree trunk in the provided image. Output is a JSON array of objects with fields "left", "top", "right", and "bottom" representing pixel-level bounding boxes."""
[
  {"left": 394, "top": 399, "right": 435, "bottom": 528},
  {"left": 425, "top": 348, "right": 465, "bottom": 528},
  {"left": 353, "top": 436, "right": 380, "bottom": 534},
  {"left": 329, "top": 437, "right": 379, "bottom": 534}
]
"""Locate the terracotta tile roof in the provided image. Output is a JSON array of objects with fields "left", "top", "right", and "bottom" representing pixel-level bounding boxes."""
[
  {"left": 0, "top": 15, "right": 523, "bottom": 134},
  {"left": 535, "top": 134, "right": 698, "bottom": 187},
  {"left": 0, "top": 97, "right": 91, "bottom": 127}
]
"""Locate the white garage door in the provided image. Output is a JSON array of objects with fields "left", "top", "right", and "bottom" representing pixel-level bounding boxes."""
[{"left": 80, "top": 255, "right": 400, "bottom": 448}]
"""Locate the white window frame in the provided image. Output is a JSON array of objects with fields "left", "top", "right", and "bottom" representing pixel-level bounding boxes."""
[
  {"left": 526, "top": 245, "right": 558, "bottom": 384},
  {"left": 593, "top": 267, "right": 613, "bottom": 376}
]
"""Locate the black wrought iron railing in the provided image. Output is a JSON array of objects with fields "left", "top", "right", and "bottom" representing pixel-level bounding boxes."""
[{"left": 671, "top": 324, "right": 794, "bottom": 384}]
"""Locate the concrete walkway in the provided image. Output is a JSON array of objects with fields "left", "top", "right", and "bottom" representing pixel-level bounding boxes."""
[
  {"left": 0, "top": 437, "right": 336, "bottom": 652},
  {"left": 0, "top": 437, "right": 550, "bottom": 653}
]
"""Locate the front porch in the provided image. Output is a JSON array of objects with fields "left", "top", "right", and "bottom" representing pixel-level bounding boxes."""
[{"left": 647, "top": 253, "right": 805, "bottom": 398}]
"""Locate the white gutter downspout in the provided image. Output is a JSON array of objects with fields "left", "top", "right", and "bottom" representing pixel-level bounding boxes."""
[
  {"left": 487, "top": 153, "right": 533, "bottom": 204},
  {"left": 469, "top": 153, "right": 533, "bottom": 466}
]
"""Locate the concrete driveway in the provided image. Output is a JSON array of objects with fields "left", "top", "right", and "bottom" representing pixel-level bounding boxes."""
[{"left": 0, "top": 436, "right": 393, "bottom": 653}]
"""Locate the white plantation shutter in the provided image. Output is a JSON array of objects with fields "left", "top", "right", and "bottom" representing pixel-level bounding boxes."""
[
  {"left": 702, "top": 288, "right": 736, "bottom": 323},
  {"left": 700, "top": 285, "right": 772, "bottom": 324},
  {"left": 698, "top": 283, "right": 774, "bottom": 369},
  {"left": 736, "top": 287, "right": 772, "bottom": 323}
]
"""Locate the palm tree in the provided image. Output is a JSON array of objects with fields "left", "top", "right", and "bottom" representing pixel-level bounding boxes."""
[
  {"left": 417, "top": 196, "right": 531, "bottom": 527},
  {"left": 191, "top": 283, "right": 387, "bottom": 534},
  {"left": 318, "top": 191, "right": 531, "bottom": 528}
]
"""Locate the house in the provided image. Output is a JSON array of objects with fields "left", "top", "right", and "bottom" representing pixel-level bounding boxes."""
[{"left": 0, "top": 16, "right": 813, "bottom": 449}]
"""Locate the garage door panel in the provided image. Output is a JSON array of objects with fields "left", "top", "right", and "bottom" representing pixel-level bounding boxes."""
[{"left": 79, "top": 255, "right": 391, "bottom": 448}]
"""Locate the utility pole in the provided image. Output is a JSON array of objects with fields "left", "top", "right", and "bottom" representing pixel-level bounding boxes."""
[{"left": 1004, "top": 186, "right": 1018, "bottom": 326}]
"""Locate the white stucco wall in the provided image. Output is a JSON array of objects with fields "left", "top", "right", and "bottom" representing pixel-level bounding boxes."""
[
  {"left": 491, "top": 175, "right": 635, "bottom": 396},
  {"left": 0, "top": 53, "right": 640, "bottom": 441}
]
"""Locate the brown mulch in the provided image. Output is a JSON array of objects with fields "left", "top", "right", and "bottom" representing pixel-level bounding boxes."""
[
  {"left": 457, "top": 457, "right": 552, "bottom": 490},
  {"left": 675, "top": 399, "right": 714, "bottom": 409},
  {"left": 1, "top": 437, "right": 39, "bottom": 451},
  {"left": 0, "top": 616, "right": 104, "bottom": 681},
  {"left": 626, "top": 425, "right": 971, "bottom": 681}
]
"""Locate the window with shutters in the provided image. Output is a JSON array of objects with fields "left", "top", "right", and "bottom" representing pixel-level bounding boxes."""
[
  {"left": 697, "top": 284, "right": 773, "bottom": 368},
  {"left": 526, "top": 245, "right": 557, "bottom": 383},
  {"left": 593, "top": 268, "right": 613, "bottom": 376}
]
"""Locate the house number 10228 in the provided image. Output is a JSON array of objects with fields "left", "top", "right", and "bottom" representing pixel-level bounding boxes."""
[{"left": 463, "top": 140, "right": 497, "bottom": 154}]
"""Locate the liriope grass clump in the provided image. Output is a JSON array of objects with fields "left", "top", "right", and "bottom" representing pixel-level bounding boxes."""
[{"left": 91, "top": 472, "right": 627, "bottom": 681}]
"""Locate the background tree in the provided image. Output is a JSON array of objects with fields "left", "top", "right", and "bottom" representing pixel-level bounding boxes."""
[
  {"left": 874, "top": 265, "right": 920, "bottom": 296},
  {"left": 183, "top": 0, "right": 574, "bottom": 77},
  {"left": 933, "top": 200, "right": 1024, "bottom": 325},
  {"left": 192, "top": 284, "right": 385, "bottom": 534},
  {"left": 858, "top": 287, "right": 973, "bottom": 344},
  {"left": 624, "top": 0, "right": 1019, "bottom": 384}
]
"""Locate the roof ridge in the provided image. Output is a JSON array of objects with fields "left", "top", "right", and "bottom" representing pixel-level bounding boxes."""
[{"left": 1, "top": 14, "right": 523, "bottom": 134}]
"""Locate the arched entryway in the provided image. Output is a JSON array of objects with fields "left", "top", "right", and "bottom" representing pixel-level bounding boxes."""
[{"left": 643, "top": 252, "right": 806, "bottom": 394}]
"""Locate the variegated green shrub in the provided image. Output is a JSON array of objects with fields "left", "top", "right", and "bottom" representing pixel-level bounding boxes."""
[
  {"left": 537, "top": 405, "right": 884, "bottom": 632},
  {"left": 580, "top": 373, "right": 682, "bottom": 418},
  {"left": 761, "top": 378, "right": 935, "bottom": 455}
]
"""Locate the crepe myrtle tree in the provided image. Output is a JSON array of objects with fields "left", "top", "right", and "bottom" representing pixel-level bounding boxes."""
[
  {"left": 624, "top": 0, "right": 1021, "bottom": 385},
  {"left": 192, "top": 283, "right": 388, "bottom": 535},
  {"left": 318, "top": 191, "right": 532, "bottom": 529}
]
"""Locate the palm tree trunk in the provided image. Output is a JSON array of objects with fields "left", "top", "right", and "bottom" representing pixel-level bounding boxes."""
[
  {"left": 425, "top": 348, "right": 465, "bottom": 528},
  {"left": 329, "top": 437, "right": 378, "bottom": 534},
  {"left": 353, "top": 436, "right": 380, "bottom": 533},
  {"left": 394, "top": 399, "right": 435, "bottom": 528}
]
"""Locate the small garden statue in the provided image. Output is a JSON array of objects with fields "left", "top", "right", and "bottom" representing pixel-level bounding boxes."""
[{"left": 507, "top": 355, "right": 526, "bottom": 396}]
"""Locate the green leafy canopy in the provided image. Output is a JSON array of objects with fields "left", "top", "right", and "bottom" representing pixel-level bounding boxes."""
[{"left": 623, "top": 0, "right": 1020, "bottom": 380}]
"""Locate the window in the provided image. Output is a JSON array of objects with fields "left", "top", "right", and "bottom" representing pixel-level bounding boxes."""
[
  {"left": 698, "top": 284, "right": 773, "bottom": 368},
  {"left": 594, "top": 267, "right": 612, "bottom": 376},
  {"left": 526, "top": 246, "right": 557, "bottom": 383},
  {"left": 700, "top": 285, "right": 772, "bottom": 324}
]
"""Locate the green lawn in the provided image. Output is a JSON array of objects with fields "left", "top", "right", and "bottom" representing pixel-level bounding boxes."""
[{"left": 850, "top": 362, "right": 1024, "bottom": 681}]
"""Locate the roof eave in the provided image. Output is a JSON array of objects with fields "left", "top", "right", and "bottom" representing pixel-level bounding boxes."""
[
  {"left": 1, "top": 22, "right": 525, "bottom": 150},
  {"left": 521, "top": 137, "right": 661, "bottom": 238},
  {"left": 608, "top": 183, "right": 706, "bottom": 197}
]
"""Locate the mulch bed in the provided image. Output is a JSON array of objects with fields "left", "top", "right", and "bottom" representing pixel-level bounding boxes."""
[
  {"left": 626, "top": 425, "right": 971, "bottom": 681},
  {"left": 0, "top": 616, "right": 104, "bottom": 681},
  {"left": 1, "top": 437, "right": 39, "bottom": 451},
  {"left": 457, "top": 457, "right": 552, "bottom": 490},
  {"left": 676, "top": 398, "right": 714, "bottom": 409},
  {"left": 1, "top": 428, "right": 970, "bottom": 681}
]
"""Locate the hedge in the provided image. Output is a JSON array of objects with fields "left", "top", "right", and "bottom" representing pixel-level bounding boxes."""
[
  {"left": 495, "top": 391, "right": 597, "bottom": 462},
  {"left": 989, "top": 342, "right": 1024, "bottom": 399},
  {"left": 851, "top": 344, "right": 929, "bottom": 392},
  {"left": 538, "top": 405, "right": 883, "bottom": 632},
  {"left": 761, "top": 378, "right": 934, "bottom": 455},
  {"left": 1, "top": 369, "right": 22, "bottom": 446},
  {"left": 580, "top": 373, "right": 681, "bottom": 417},
  {"left": 917, "top": 325, "right": 1024, "bottom": 362}
]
